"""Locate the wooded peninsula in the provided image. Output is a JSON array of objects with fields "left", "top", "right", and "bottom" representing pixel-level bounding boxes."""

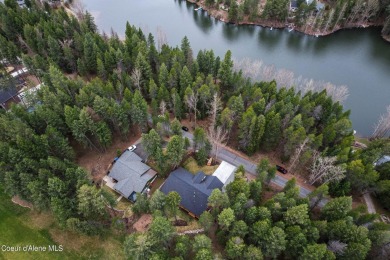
[{"left": 188, "top": 0, "right": 390, "bottom": 41}]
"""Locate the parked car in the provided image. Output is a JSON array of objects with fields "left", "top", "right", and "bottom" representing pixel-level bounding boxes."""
[
  {"left": 128, "top": 145, "right": 137, "bottom": 152},
  {"left": 182, "top": 126, "right": 189, "bottom": 131},
  {"left": 276, "top": 165, "right": 288, "bottom": 174}
]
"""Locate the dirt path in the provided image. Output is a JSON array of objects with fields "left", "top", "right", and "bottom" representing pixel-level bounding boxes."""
[
  {"left": 133, "top": 214, "right": 153, "bottom": 232},
  {"left": 12, "top": 196, "right": 33, "bottom": 209},
  {"left": 363, "top": 193, "right": 376, "bottom": 214}
]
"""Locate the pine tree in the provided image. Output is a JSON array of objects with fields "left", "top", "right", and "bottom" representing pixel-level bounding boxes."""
[
  {"left": 262, "top": 111, "right": 281, "bottom": 151},
  {"left": 158, "top": 63, "right": 169, "bottom": 87},
  {"left": 47, "top": 36, "right": 62, "bottom": 66},
  {"left": 83, "top": 33, "right": 97, "bottom": 74},
  {"left": 131, "top": 90, "right": 148, "bottom": 133},
  {"left": 218, "top": 50, "right": 234, "bottom": 90},
  {"left": 166, "top": 135, "right": 185, "bottom": 169},
  {"left": 179, "top": 65, "right": 192, "bottom": 96}
]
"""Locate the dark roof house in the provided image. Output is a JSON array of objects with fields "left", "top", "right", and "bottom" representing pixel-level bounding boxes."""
[
  {"left": 160, "top": 168, "right": 223, "bottom": 218},
  {"left": 290, "top": 0, "right": 298, "bottom": 9},
  {"left": 108, "top": 150, "right": 157, "bottom": 202},
  {"left": 0, "top": 87, "right": 18, "bottom": 109}
]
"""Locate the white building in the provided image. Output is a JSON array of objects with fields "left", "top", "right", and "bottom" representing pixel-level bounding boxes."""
[{"left": 212, "top": 161, "right": 237, "bottom": 191}]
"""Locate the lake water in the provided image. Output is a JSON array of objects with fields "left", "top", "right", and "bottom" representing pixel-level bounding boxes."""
[{"left": 80, "top": 0, "right": 390, "bottom": 137}]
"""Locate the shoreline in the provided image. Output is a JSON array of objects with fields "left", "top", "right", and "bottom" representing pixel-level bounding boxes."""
[{"left": 187, "top": 0, "right": 390, "bottom": 43}]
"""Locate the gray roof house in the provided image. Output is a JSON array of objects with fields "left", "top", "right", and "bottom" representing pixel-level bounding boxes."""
[
  {"left": 160, "top": 168, "right": 224, "bottom": 218},
  {"left": 108, "top": 150, "right": 157, "bottom": 202},
  {"left": 374, "top": 155, "right": 390, "bottom": 167},
  {"left": 306, "top": 0, "right": 325, "bottom": 10}
]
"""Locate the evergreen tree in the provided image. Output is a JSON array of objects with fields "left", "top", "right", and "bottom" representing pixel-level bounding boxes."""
[
  {"left": 218, "top": 50, "right": 234, "bottom": 90},
  {"left": 166, "top": 135, "right": 185, "bottom": 169},
  {"left": 131, "top": 90, "right": 148, "bottom": 133},
  {"left": 262, "top": 111, "right": 282, "bottom": 151},
  {"left": 83, "top": 33, "right": 98, "bottom": 74}
]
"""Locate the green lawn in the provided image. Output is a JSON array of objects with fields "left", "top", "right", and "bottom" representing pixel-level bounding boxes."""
[
  {"left": 183, "top": 157, "right": 219, "bottom": 175},
  {"left": 0, "top": 186, "right": 76, "bottom": 260},
  {"left": 0, "top": 185, "right": 125, "bottom": 260},
  {"left": 149, "top": 176, "right": 165, "bottom": 194}
]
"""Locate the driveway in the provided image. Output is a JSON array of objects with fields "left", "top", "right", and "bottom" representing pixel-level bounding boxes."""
[
  {"left": 133, "top": 140, "right": 149, "bottom": 162},
  {"left": 363, "top": 193, "right": 376, "bottom": 214}
]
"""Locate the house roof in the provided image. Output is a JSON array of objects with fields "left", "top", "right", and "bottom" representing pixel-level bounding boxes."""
[
  {"left": 10, "top": 67, "right": 28, "bottom": 78},
  {"left": 212, "top": 161, "right": 237, "bottom": 184},
  {"left": 0, "top": 87, "right": 18, "bottom": 104},
  {"left": 160, "top": 168, "right": 223, "bottom": 217},
  {"left": 290, "top": 0, "right": 298, "bottom": 8},
  {"left": 306, "top": 0, "right": 325, "bottom": 9},
  {"left": 109, "top": 150, "right": 156, "bottom": 198},
  {"left": 375, "top": 155, "right": 390, "bottom": 166}
]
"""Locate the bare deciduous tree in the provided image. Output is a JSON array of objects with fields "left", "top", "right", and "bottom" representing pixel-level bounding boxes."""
[
  {"left": 324, "top": 83, "right": 349, "bottom": 103},
  {"left": 131, "top": 68, "right": 142, "bottom": 92},
  {"left": 185, "top": 90, "right": 199, "bottom": 128},
  {"left": 332, "top": 3, "right": 347, "bottom": 31},
  {"left": 289, "top": 137, "right": 311, "bottom": 173},
  {"left": 264, "top": 99, "right": 276, "bottom": 113},
  {"left": 59, "top": 39, "right": 74, "bottom": 49},
  {"left": 309, "top": 151, "right": 346, "bottom": 185},
  {"left": 371, "top": 105, "right": 390, "bottom": 139},
  {"left": 17, "top": 34, "right": 33, "bottom": 54},
  {"left": 233, "top": 57, "right": 349, "bottom": 103},
  {"left": 156, "top": 27, "right": 167, "bottom": 51},
  {"left": 322, "top": 9, "right": 335, "bottom": 33},
  {"left": 209, "top": 93, "right": 222, "bottom": 129},
  {"left": 159, "top": 100, "right": 167, "bottom": 116},
  {"left": 360, "top": 0, "right": 380, "bottom": 26},
  {"left": 312, "top": 105, "right": 323, "bottom": 120},
  {"left": 71, "top": 0, "right": 86, "bottom": 20},
  {"left": 207, "top": 126, "right": 228, "bottom": 160},
  {"left": 327, "top": 240, "right": 347, "bottom": 255}
]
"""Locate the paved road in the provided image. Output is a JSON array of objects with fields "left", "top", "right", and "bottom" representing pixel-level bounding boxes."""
[{"left": 183, "top": 130, "right": 328, "bottom": 207}]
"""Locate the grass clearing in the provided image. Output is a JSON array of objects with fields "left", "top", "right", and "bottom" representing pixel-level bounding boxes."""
[
  {"left": 116, "top": 198, "right": 132, "bottom": 211},
  {"left": 175, "top": 219, "right": 202, "bottom": 233},
  {"left": 0, "top": 185, "right": 125, "bottom": 260},
  {"left": 170, "top": 209, "right": 201, "bottom": 233},
  {"left": 0, "top": 186, "right": 75, "bottom": 260},
  {"left": 355, "top": 136, "right": 370, "bottom": 146},
  {"left": 150, "top": 176, "right": 165, "bottom": 194},
  {"left": 102, "top": 185, "right": 120, "bottom": 198},
  {"left": 183, "top": 157, "right": 219, "bottom": 175}
]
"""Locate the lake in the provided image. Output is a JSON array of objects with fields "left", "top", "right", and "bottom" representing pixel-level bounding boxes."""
[{"left": 80, "top": 0, "right": 390, "bottom": 137}]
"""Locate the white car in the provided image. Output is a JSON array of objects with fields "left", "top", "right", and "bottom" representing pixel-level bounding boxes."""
[{"left": 128, "top": 145, "right": 136, "bottom": 152}]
